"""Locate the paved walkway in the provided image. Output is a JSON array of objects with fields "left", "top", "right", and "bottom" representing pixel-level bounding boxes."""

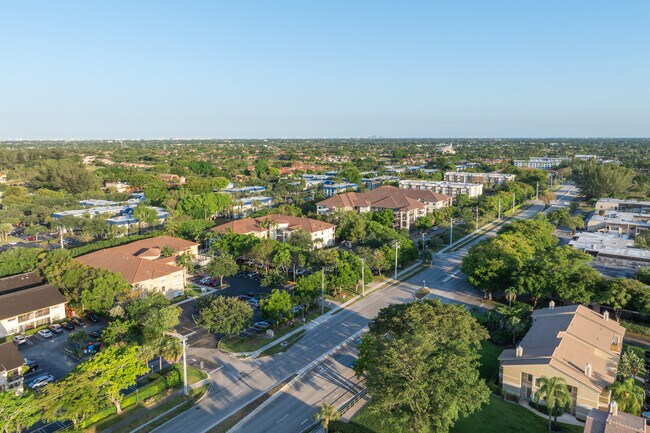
[{"left": 517, "top": 400, "right": 585, "bottom": 426}]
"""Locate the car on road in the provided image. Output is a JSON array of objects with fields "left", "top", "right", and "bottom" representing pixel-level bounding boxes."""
[
  {"left": 24, "top": 360, "right": 39, "bottom": 374},
  {"left": 253, "top": 321, "right": 270, "bottom": 330},
  {"left": 60, "top": 321, "right": 75, "bottom": 331},
  {"left": 48, "top": 324, "right": 64, "bottom": 334},
  {"left": 71, "top": 316, "right": 85, "bottom": 327},
  {"left": 25, "top": 236, "right": 36, "bottom": 241},
  {"left": 86, "top": 312, "right": 100, "bottom": 323},
  {"left": 37, "top": 329, "right": 53, "bottom": 338},
  {"left": 28, "top": 374, "right": 54, "bottom": 390},
  {"left": 8, "top": 241, "right": 17, "bottom": 246},
  {"left": 12, "top": 334, "right": 27, "bottom": 345}
]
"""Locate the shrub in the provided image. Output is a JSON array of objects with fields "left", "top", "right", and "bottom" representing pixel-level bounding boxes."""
[
  {"left": 621, "top": 320, "right": 650, "bottom": 336},
  {"left": 165, "top": 367, "right": 182, "bottom": 388}
]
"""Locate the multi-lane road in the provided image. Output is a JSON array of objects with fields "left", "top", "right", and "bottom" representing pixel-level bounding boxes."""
[{"left": 154, "top": 184, "right": 577, "bottom": 433}]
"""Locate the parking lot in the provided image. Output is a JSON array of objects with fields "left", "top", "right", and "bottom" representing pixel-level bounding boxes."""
[{"left": 17, "top": 319, "right": 106, "bottom": 383}]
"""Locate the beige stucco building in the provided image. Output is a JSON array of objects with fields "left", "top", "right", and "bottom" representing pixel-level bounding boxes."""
[{"left": 499, "top": 305, "right": 624, "bottom": 421}]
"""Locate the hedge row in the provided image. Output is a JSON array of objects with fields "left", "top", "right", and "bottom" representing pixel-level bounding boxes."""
[
  {"left": 621, "top": 320, "right": 650, "bottom": 336},
  {"left": 328, "top": 420, "right": 376, "bottom": 433}
]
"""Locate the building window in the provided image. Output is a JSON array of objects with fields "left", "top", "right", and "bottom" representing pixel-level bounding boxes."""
[
  {"left": 35, "top": 308, "right": 50, "bottom": 318},
  {"left": 535, "top": 378, "right": 541, "bottom": 387},
  {"left": 17, "top": 313, "right": 32, "bottom": 323}
]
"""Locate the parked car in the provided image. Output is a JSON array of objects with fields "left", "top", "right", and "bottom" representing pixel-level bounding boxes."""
[
  {"left": 86, "top": 312, "right": 100, "bottom": 323},
  {"left": 253, "top": 321, "right": 270, "bottom": 330},
  {"left": 71, "top": 316, "right": 85, "bottom": 327},
  {"left": 12, "top": 334, "right": 27, "bottom": 345},
  {"left": 28, "top": 374, "right": 54, "bottom": 389},
  {"left": 60, "top": 321, "right": 75, "bottom": 331},
  {"left": 24, "top": 360, "right": 39, "bottom": 374},
  {"left": 292, "top": 305, "right": 303, "bottom": 314},
  {"left": 25, "top": 236, "right": 36, "bottom": 241},
  {"left": 247, "top": 299, "right": 260, "bottom": 307},
  {"left": 37, "top": 329, "right": 53, "bottom": 338},
  {"left": 48, "top": 324, "right": 64, "bottom": 334},
  {"left": 89, "top": 330, "right": 103, "bottom": 341}
]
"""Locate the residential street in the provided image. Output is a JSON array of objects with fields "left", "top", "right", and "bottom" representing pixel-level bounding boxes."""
[{"left": 153, "top": 185, "right": 577, "bottom": 433}]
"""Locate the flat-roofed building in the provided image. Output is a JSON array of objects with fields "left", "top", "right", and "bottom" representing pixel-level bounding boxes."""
[
  {"left": 211, "top": 215, "right": 335, "bottom": 250},
  {"left": 0, "top": 342, "right": 24, "bottom": 393},
  {"left": 499, "top": 305, "right": 624, "bottom": 421},
  {"left": 513, "top": 157, "right": 568, "bottom": 170},
  {"left": 0, "top": 273, "right": 67, "bottom": 338},
  {"left": 76, "top": 236, "right": 199, "bottom": 299},
  {"left": 586, "top": 212, "right": 650, "bottom": 237},
  {"left": 323, "top": 182, "right": 358, "bottom": 197},
  {"left": 443, "top": 171, "right": 515, "bottom": 186},
  {"left": 317, "top": 185, "right": 451, "bottom": 230},
  {"left": 398, "top": 180, "right": 483, "bottom": 198},
  {"left": 595, "top": 198, "right": 650, "bottom": 214}
]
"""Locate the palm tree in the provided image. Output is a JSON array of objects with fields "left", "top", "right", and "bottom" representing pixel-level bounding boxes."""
[
  {"left": 621, "top": 350, "right": 646, "bottom": 379},
  {"left": 609, "top": 378, "right": 645, "bottom": 415},
  {"left": 534, "top": 376, "right": 572, "bottom": 433},
  {"left": 314, "top": 402, "right": 340, "bottom": 433},
  {"left": 505, "top": 288, "right": 517, "bottom": 309}
]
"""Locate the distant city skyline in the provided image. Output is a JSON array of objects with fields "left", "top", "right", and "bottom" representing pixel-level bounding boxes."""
[{"left": 1, "top": 1, "right": 649, "bottom": 139}]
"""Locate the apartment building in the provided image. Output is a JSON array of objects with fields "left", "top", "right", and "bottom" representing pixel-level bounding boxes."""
[
  {"left": 316, "top": 185, "right": 451, "bottom": 230},
  {"left": 513, "top": 157, "right": 569, "bottom": 170},
  {"left": 595, "top": 198, "right": 650, "bottom": 214},
  {"left": 499, "top": 305, "right": 624, "bottom": 421},
  {"left": 323, "top": 182, "right": 358, "bottom": 197},
  {"left": 398, "top": 180, "right": 483, "bottom": 199},
  {"left": 0, "top": 273, "right": 67, "bottom": 338},
  {"left": 0, "top": 342, "right": 24, "bottom": 393},
  {"left": 76, "top": 236, "right": 199, "bottom": 299},
  {"left": 443, "top": 171, "right": 515, "bottom": 186},
  {"left": 211, "top": 215, "right": 336, "bottom": 250}
]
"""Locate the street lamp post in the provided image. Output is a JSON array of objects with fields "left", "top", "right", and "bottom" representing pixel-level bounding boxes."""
[
  {"left": 393, "top": 242, "right": 400, "bottom": 280},
  {"left": 360, "top": 258, "right": 365, "bottom": 297},
  {"left": 321, "top": 268, "right": 325, "bottom": 314},
  {"left": 449, "top": 218, "right": 453, "bottom": 247},
  {"left": 498, "top": 197, "right": 502, "bottom": 220},
  {"left": 164, "top": 331, "right": 188, "bottom": 396},
  {"left": 475, "top": 207, "right": 479, "bottom": 232}
]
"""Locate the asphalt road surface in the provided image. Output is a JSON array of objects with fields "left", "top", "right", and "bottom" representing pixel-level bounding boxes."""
[{"left": 153, "top": 184, "right": 577, "bottom": 433}]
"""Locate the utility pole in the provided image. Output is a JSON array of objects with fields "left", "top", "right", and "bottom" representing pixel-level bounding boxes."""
[
  {"left": 394, "top": 242, "right": 400, "bottom": 280},
  {"left": 475, "top": 207, "right": 479, "bottom": 232},
  {"left": 498, "top": 197, "right": 502, "bottom": 220},
  {"left": 321, "top": 268, "right": 325, "bottom": 314},
  {"left": 449, "top": 218, "right": 453, "bottom": 247},
  {"left": 360, "top": 258, "right": 365, "bottom": 296},
  {"left": 536, "top": 181, "right": 539, "bottom": 201},
  {"left": 421, "top": 232, "right": 425, "bottom": 255}
]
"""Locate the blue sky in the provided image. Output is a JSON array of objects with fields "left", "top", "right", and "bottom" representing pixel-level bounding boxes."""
[{"left": 1, "top": 1, "right": 648, "bottom": 139}]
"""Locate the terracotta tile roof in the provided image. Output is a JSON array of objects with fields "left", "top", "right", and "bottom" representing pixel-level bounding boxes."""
[
  {"left": 211, "top": 215, "right": 335, "bottom": 235},
  {"left": 584, "top": 408, "right": 648, "bottom": 433},
  {"left": 76, "top": 236, "right": 198, "bottom": 285},
  {"left": 499, "top": 305, "right": 625, "bottom": 393},
  {"left": 317, "top": 185, "right": 451, "bottom": 211},
  {"left": 0, "top": 283, "right": 66, "bottom": 321},
  {"left": 0, "top": 342, "right": 24, "bottom": 371}
]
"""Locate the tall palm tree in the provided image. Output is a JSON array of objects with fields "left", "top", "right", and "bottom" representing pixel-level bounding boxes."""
[
  {"left": 534, "top": 376, "right": 572, "bottom": 433},
  {"left": 505, "top": 288, "right": 518, "bottom": 309},
  {"left": 314, "top": 402, "right": 340, "bottom": 433},
  {"left": 609, "top": 378, "right": 645, "bottom": 415},
  {"left": 619, "top": 350, "right": 646, "bottom": 379}
]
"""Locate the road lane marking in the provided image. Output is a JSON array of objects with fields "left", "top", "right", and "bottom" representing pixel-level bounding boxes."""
[
  {"left": 177, "top": 419, "right": 196, "bottom": 431},
  {"left": 300, "top": 418, "right": 309, "bottom": 425},
  {"left": 232, "top": 388, "right": 245, "bottom": 397},
  {"left": 276, "top": 414, "right": 289, "bottom": 424}
]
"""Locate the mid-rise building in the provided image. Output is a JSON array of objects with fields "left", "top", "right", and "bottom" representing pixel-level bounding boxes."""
[
  {"left": 398, "top": 180, "right": 483, "bottom": 198},
  {"left": 443, "top": 171, "right": 515, "bottom": 186},
  {"left": 76, "top": 236, "right": 199, "bottom": 299},
  {"left": 317, "top": 185, "right": 451, "bottom": 230},
  {"left": 513, "top": 157, "right": 569, "bottom": 170},
  {"left": 322, "top": 182, "right": 358, "bottom": 197},
  {"left": 211, "top": 215, "right": 336, "bottom": 250},
  {"left": 0, "top": 342, "right": 24, "bottom": 393},
  {"left": 0, "top": 273, "right": 67, "bottom": 338},
  {"left": 223, "top": 186, "right": 267, "bottom": 195},
  {"left": 499, "top": 305, "right": 624, "bottom": 420}
]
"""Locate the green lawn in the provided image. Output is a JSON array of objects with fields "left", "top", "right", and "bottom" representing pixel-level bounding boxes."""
[
  {"left": 478, "top": 340, "right": 502, "bottom": 381},
  {"left": 347, "top": 397, "right": 583, "bottom": 433}
]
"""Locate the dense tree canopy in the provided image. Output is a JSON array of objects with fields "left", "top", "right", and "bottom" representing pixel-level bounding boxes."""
[{"left": 573, "top": 161, "right": 635, "bottom": 199}]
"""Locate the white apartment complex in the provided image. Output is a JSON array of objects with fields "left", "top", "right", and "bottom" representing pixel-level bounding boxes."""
[
  {"left": 443, "top": 171, "right": 515, "bottom": 186},
  {"left": 513, "top": 157, "right": 569, "bottom": 170},
  {"left": 398, "top": 180, "right": 483, "bottom": 198}
]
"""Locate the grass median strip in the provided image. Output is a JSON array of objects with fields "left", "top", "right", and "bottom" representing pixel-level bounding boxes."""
[{"left": 259, "top": 330, "right": 306, "bottom": 357}]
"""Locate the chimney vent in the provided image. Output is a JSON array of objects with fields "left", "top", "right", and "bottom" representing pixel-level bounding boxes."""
[
  {"left": 609, "top": 400, "right": 618, "bottom": 416},
  {"left": 515, "top": 345, "right": 523, "bottom": 358},
  {"left": 549, "top": 300, "right": 555, "bottom": 310},
  {"left": 603, "top": 311, "right": 609, "bottom": 321},
  {"left": 585, "top": 362, "right": 592, "bottom": 378}
]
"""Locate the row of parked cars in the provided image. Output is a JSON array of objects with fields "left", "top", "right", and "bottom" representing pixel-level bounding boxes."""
[{"left": 12, "top": 313, "right": 100, "bottom": 344}]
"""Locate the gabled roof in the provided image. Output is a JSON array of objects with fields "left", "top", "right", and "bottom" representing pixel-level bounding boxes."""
[
  {"left": 499, "top": 305, "right": 625, "bottom": 393},
  {"left": 211, "top": 215, "right": 335, "bottom": 235},
  {"left": 584, "top": 408, "right": 648, "bottom": 433},
  {"left": 76, "top": 236, "right": 198, "bottom": 285},
  {"left": 0, "top": 283, "right": 66, "bottom": 321},
  {"left": 317, "top": 185, "right": 451, "bottom": 211},
  {"left": 0, "top": 342, "right": 24, "bottom": 371}
]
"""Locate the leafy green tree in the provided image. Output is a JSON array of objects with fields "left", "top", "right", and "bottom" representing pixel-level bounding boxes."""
[
  {"left": 498, "top": 217, "right": 558, "bottom": 252},
  {"left": 261, "top": 269, "right": 288, "bottom": 288},
  {"left": 0, "top": 247, "right": 43, "bottom": 277},
  {"left": 173, "top": 219, "right": 214, "bottom": 241},
  {"left": 314, "top": 402, "right": 340, "bottom": 433},
  {"left": 415, "top": 215, "right": 434, "bottom": 231},
  {"left": 196, "top": 295, "right": 253, "bottom": 335},
  {"left": 294, "top": 272, "right": 322, "bottom": 308},
  {"left": 102, "top": 319, "right": 136, "bottom": 345},
  {"left": 207, "top": 254, "right": 239, "bottom": 287},
  {"left": 609, "top": 378, "right": 645, "bottom": 416},
  {"left": 24, "top": 224, "right": 48, "bottom": 241},
  {"left": 126, "top": 293, "right": 181, "bottom": 343},
  {"left": 78, "top": 345, "right": 149, "bottom": 414},
  {"left": 40, "top": 371, "right": 102, "bottom": 427},
  {"left": 0, "top": 222, "right": 14, "bottom": 242},
  {"left": 504, "top": 287, "right": 517, "bottom": 309},
  {"left": 0, "top": 391, "right": 40, "bottom": 433},
  {"left": 260, "top": 289, "right": 292, "bottom": 322},
  {"left": 534, "top": 376, "right": 573, "bottom": 432},
  {"left": 333, "top": 210, "right": 366, "bottom": 243},
  {"left": 372, "top": 209, "right": 395, "bottom": 227},
  {"left": 598, "top": 278, "right": 634, "bottom": 321},
  {"left": 31, "top": 159, "right": 99, "bottom": 194},
  {"left": 133, "top": 204, "right": 159, "bottom": 234},
  {"left": 339, "top": 162, "right": 362, "bottom": 184},
  {"left": 176, "top": 251, "right": 195, "bottom": 273},
  {"left": 355, "top": 299, "right": 490, "bottom": 433},
  {"left": 573, "top": 161, "right": 636, "bottom": 199},
  {"left": 618, "top": 350, "right": 646, "bottom": 379},
  {"left": 287, "top": 228, "right": 313, "bottom": 251}
]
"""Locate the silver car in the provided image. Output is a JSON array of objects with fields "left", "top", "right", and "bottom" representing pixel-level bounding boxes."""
[{"left": 28, "top": 374, "right": 54, "bottom": 389}]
